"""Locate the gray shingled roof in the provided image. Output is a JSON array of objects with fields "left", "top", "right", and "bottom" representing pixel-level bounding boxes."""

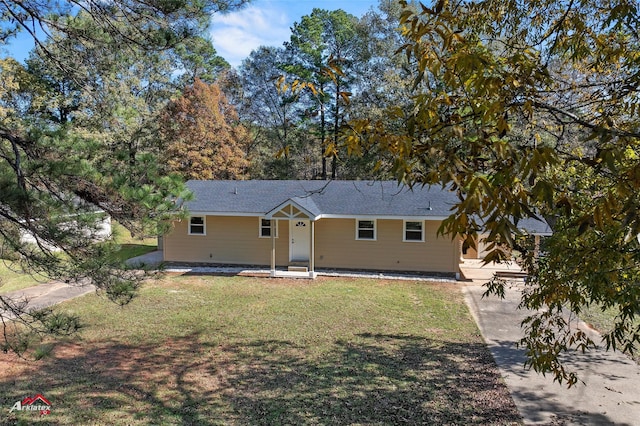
[
  {"left": 185, "top": 180, "right": 455, "bottom": 218},
  {"left": 185, "top": 180, "right": 551, "bottom": 234},
  {"left": 517, "top": 217, "right": 553, "bottom": 235}
]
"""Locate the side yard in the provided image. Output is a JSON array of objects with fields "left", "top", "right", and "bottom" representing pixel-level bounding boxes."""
[
  {"left": 0, "top": 275, "right": 522, "bottom": 425},
  {"left": 0, "top": 222, "right": 157, "bottom": 294},
  {"left": 0, "top": 262, "right": 49, "bottom": 294}
]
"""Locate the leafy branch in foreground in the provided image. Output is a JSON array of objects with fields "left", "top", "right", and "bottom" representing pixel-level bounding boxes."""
[
  {"left": 1, "top": 0, "right": 247, "bottom": 354},
  {"left": 1, "top": 293, "right": 81, "bottom": 356},
  {"left": 343, "top": 0, "right": 640, "bottom": 386}
]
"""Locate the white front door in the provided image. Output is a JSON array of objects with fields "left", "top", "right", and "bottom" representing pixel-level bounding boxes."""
[{"left": 290, "top": 220, "right": 310, "bottom": 262}]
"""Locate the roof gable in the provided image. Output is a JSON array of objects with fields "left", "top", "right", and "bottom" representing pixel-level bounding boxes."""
[{"left": 266, "top": 198, "right": 320, "bottom": 220}]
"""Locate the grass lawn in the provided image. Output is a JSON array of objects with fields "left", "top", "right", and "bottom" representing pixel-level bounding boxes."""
[
  {"left": 107, "top": 222, "right": 158, "bottom": 263},
  {"left": 580, "top": 305, "right": 640, "bottom": 363},
  {"left": 0, "top": 276, "right": 521, "bottom": 425},
  {"left": 580, "top": 305, "right": 618, "bottom": 336},
  {"left": 0, "top": 261, "right": 49, "bottom": 294},
  {"left": 0, "top": 222, "right": 156, "bottom": 295}
]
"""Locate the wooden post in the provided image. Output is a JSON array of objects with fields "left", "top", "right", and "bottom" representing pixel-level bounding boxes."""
[
  {"left": 309, "top": 220, "right": 315, "bottom": 278},
  {"left": 270, "top": 220, "right": 276, "bottom": 277}
]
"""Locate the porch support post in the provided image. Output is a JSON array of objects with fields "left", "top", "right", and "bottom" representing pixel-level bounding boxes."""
[
  {"left": 309, "top": 220, "right": 315, "bottom": 278},
  {"left": 270, "top": 220, "right": 276, "bottom": 277}
]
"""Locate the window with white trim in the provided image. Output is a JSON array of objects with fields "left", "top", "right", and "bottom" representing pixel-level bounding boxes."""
[
  {"left": 189, "top": 216, "right": 205, "bottom": 235},
  {"left": 404, "top": 220, "right": 424, "bottom": 242},
  {"left": 259, "top": 218, "right": 278, "bottom": 238},
  {"left": 356, "top": 219, "right": 376, "bottom": 240}
]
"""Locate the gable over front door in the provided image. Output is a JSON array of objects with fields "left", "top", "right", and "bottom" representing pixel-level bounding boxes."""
[{"left": 290, "top": 220, "right": 310, "bottom": 262}]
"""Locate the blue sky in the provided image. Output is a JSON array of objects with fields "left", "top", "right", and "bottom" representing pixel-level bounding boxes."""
[
  {"left": 1, "top": 0, "right": 380, "bottom": 68},
  {"left": 210, "top": 0, "right": 380, "bottom": 68},
  {"left": 1, "top": 31, "right": 36, "bottom": 63}
]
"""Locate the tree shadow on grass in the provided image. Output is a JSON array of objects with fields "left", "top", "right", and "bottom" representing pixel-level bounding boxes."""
[
  {"left": 225, "top": 333, "right": 522, "bottom": 425},
  {"left": 487, "top": 339, "right": 639, "bottom": 426},
  {"left": 0, "top": 333, "right": 522, "bottom": 425}
]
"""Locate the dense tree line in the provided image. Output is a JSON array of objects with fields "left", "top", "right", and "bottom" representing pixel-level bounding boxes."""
[{"left": 232, "top": 0, "right": 413, "bottom": 180}]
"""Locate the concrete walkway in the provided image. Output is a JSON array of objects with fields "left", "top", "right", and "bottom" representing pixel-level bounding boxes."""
[
  {"left": 0, "top": 280, "right": 95, "bottom": 317},
  {"left": 460, "top": 259, "right": 640, "bottom": 425},
  {"left": 0, "top": 249, "right": 164, "bottom": 316},
  {"left": 133, "top": 250, "right": 458, "bottom": 282},
  {"left": 0, "top": 250, "right": 164, "bottom": 317},
  {"left": 125, "top": 250, "right": 164, "bottom": 268}
]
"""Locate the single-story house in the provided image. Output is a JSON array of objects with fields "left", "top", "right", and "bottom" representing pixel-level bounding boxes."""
[{"left": 161, "top": 180, "right": 551, "bottom": 279}]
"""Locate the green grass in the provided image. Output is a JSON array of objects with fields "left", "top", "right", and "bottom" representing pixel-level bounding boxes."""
[
  {"left": 109, "top": 243, "right": 157, "bottom": 263},
  {"left": 0, "top": 222, "right": 157, "bottom": 294},
  {"left": 0, "top": 261, "right": 46, "bottom": 294},
  {"left": 580, "top": 305, "right": 618, "bottom": 335},
  {"left": 580, "top": 304, "right": 640, "bottom": 362},
  {"left": 0, "top": 276, "right": 522, "bottom": 425},
  {"left": 107, "top": 222, "right": 157, "bottom": 263}
]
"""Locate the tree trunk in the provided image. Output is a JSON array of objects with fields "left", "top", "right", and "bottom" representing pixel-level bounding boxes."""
[
  {"left": 332, "top": 74, "right": 341, "bottom": 180},
  {"left": 320, "top": 81, "right": 327, "bottom": 180}
]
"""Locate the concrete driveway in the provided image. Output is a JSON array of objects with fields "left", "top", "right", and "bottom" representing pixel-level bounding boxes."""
[
  {"left": 1, "top": 251, "right": 164, "bottom": 318},
  {"left": 461, "top": 259, "right": 640, "bottom": 425},
  {"left": 0, "top": 279, "right": 95, "bottom": 318}
]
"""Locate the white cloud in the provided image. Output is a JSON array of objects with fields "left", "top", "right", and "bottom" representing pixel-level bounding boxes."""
[{"left": 210, "top": 2, "right": 292, "bottom": 68}]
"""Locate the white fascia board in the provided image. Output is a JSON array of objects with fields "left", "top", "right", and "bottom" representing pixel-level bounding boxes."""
[
  {"left": 526, "top": 231, "right": 553, "bottom": 236},
  {"left": 188, "top": 212, "right": 450, "bottom": 221},
  {"left": 264, "top": 199, "right": 320, "bottom": 220},
  {"left": 315, "top": 214, "right": 448, "bottom": 221},
  {"left": 188, "top": 211, "right": 266, "bottom": 217}
]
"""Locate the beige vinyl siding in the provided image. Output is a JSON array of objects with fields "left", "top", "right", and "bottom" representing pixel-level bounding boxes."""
[
  {"left": 461, "top": 234, "right": 492, "bottom": 260},
  {"left": 163, "top": 216, "right": 289, "bottom": 266},
  {"left": 315, "top": 219, "right": 459, "bottom": 274},
  {"left": 462, "top": 239, "right": 478, "bottom": 259},
  {"left": 164, "top": 216, "right": 460, "bottom": 274}
]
